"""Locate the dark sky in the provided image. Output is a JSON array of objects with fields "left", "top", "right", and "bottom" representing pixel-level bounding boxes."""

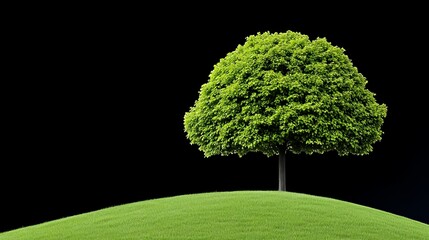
[{"left": 2, "top": 5, "right": 428, "bottom": 233}]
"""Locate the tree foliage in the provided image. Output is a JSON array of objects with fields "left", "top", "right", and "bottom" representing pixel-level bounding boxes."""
[{"left": 184, "top": 31, "right": 387, "bottom": 158}]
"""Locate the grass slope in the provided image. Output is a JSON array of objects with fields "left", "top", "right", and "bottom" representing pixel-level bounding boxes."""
[{"left": 1, "top": 191, "right": 428, "bottom": 239}]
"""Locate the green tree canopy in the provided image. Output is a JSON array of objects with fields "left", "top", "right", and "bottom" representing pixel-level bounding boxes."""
[{"left": 184, "top": 31, "right": 387, "bottom": 160}]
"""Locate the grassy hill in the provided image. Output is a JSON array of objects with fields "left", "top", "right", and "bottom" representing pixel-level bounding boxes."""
[{"left": 0, "top": 191, "right": 428, "bottom": 239}]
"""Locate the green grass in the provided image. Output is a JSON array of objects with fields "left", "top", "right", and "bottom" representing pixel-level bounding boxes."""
[{"left": 1, "top": 191, "right": 428, "bottom": 239}]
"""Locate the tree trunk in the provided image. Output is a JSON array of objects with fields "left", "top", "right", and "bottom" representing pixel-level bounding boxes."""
[{"left": 278, "top": 145, "right": 287, "bottom": 191}]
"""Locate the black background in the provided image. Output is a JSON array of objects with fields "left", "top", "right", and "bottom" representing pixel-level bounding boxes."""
[{"left": 2, "top": 4, "right": 428, "bottom": 233}]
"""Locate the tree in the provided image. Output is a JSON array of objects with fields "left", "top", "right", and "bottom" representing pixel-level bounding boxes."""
[{"left": 183, "top": 31, "right": 387, "bottom": 191}]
